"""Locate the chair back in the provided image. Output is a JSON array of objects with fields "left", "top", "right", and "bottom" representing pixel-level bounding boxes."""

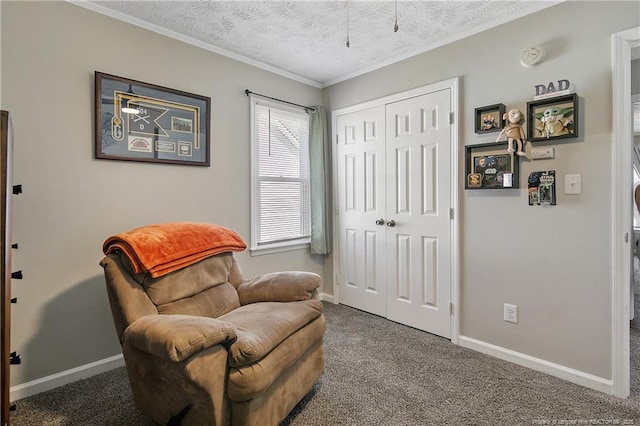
[{"left": 100, "top": 251, "right": 244, "bottom": 343}]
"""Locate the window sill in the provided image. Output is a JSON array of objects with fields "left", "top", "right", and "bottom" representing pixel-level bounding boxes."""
[{"left": 250, "top": 241, "right": 310, "bottom": 256}]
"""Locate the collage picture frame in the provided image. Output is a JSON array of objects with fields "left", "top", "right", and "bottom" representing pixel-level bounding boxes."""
[{"left": 95, "top": 72, "right": 211, "bottom": 166}]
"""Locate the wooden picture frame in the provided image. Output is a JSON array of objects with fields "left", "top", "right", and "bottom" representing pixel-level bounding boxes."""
[
  {"left": 474, "top": 103, "right": 505, "bottom": 134},
  {"left": 95, "top": 72, "right": 211, "bottom": 166},
  {"left": 465, "top": 142, "right": 518, "bottom": 190},
  {"left": 526, "top": 94, "right": 578, "bottom": 142}
]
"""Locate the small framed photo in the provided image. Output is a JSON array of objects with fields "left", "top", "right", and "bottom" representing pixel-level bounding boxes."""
[
  {"left": 474, "top": 103, "right": 505, "bottom": 134},
  {"left": 527, "top": 94, "right": 578, "bottom": 142},
  {"left": 465, "top": 142, "right": 518, "bottom": 190},
  {"left": 95, "top": 72, "right": 211, "bottom": 166}
]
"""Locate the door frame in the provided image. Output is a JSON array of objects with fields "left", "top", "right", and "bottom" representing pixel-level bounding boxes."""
[
  {"left": 330, "top": 77, "right": 460, "bottom": 344},
  {"left": 612, "top": 26, "right": 640, "bottom": 398}
]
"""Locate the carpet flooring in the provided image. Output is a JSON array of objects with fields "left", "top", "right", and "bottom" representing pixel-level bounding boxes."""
[{"left": 10, "top": 298, "right": 640, "bottom": 425}]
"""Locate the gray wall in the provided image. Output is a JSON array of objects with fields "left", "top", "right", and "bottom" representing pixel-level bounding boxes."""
[
  {"left": 324, "top": 1, "right": 639, "bottom": 379},
  {"left": 1, "top": 1, "right": 323, "bottom": 385}
]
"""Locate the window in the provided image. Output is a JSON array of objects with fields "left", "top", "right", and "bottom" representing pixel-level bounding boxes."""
[{"left": 250, "top": 97, "right": 310, "bottom": 254}]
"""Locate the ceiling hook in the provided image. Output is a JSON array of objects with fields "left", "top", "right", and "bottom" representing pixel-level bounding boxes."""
[{"left": 394, "top": 0, "right": 399, "bottom": 32}]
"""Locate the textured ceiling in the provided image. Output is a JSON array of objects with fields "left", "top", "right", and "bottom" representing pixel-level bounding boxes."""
[{"left": 83, "top": 1, "right": 558, "bottom": 87}]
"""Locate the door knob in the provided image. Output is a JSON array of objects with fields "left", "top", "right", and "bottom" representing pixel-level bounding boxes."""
[
  {"left": 375, "top": 218, "right": 385, "bottom": 226},
  {"left": 386, "top": 220, "right": 396, "bottom": 227}
]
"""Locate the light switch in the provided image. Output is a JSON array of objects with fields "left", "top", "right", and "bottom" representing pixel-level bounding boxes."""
[{"left": 564, "top": 174, "right": 582, "bottom": 194}]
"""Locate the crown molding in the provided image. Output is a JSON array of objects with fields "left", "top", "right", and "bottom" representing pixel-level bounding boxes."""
[
  {"left": 69, "top": 0, "right": 563, "bottom": 90},
  {"left": 66, "top": 0, "right": 323, "bottom": 89}
]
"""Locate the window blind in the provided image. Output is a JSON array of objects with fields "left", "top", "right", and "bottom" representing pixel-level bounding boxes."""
[{"left": 254, "top": 103, "right": 310, "bottom": 246}]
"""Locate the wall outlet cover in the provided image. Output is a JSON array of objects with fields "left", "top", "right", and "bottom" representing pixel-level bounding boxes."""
[{"left": 504, "top": 303, "right": 518, "bottom": 323}]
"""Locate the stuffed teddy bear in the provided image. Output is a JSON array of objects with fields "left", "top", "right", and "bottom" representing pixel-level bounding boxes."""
[{"left": 496, "top": 109, "right": 527, "bottom": 156}]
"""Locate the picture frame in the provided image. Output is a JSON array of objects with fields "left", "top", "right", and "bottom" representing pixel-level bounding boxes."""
[
  {"left": 95, "top": 71, "right": 211, "bottom": 166},
  {"left": 465, "top": 142, "right": 518, "bottom": 190},
  {"left": 526, "top": 93, "right": 578, "bottom": 142},
  {"left": 474, "top": 103, "right": 505, "bottom": 134}
]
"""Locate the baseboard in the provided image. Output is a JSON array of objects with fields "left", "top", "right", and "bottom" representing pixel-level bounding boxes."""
[
  {"left": 320, "top": 292, "right": 334, "bottom": 303},
  {"left": 10, "top": 354, "right": 125, "bottom": 401},
  {"left": 458, "top": 336, "right": 613, "bottom": 395}
]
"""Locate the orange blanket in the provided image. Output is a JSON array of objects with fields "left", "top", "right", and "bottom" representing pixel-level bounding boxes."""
[{"left": 103, "top": 222, "right": 247, "bottom": 278}]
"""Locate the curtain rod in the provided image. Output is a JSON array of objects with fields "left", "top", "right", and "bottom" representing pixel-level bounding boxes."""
[{"left": 244, "top": 89, "right": 315, "bottom": 112}]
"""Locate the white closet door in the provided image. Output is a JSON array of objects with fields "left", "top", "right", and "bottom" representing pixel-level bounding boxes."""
[
  {"left": 336, "top": 106, "right": 387, "bottom": 316},
  {"left": 334, "top": 88, "right": 453, "bottom": 339},
  {"left": 385, "top": 89, "right": 452, "bottom": 338}
]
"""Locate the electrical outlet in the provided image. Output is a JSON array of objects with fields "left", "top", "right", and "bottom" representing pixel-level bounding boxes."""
[{"left": 504, "top": 303, "right": 518, "bottom": 323}]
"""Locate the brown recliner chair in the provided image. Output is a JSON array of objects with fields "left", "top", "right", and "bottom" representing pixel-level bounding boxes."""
[{"left": 100, "top": 250, "right": 325, "bottom": 425}]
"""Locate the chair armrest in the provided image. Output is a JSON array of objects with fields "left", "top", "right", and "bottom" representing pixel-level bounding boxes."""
[
  {"left": 237, "top": 271, "right": 321, "bottom": 305},
  {"left": 123, "top": 314, "right": 236, "bottom": 362}
]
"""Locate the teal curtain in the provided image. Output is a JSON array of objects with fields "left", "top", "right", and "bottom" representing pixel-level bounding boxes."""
[{"left": 308, "top": 106, "right": 332, "bottom": 255}]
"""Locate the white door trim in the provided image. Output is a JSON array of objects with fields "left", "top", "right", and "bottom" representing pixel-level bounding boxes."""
[
  {"left": 330, "top": 77, "right": 460, "bottom": 343},
  {"left": 612, "top": 26, "right": 640, "bottom": 398}
]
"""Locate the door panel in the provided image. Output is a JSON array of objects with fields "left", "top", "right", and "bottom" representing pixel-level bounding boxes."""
[
  {"left": 422, "top": 145, "right": 437, "bottom": 214},
  {"left": 395, "top": 233, "right": 411, "bottom": 301},
  {"left": 395, "top": 147, "right": 411, "bottom": 214},
  {"left": 422, "top": 236, "right": 438, "bottom": 307},
  {"left": 336, "top": 106, "right": 387, "bottom": 316},
  {"left": 385, "top": 89, "right": 452, "bottom": 338}
]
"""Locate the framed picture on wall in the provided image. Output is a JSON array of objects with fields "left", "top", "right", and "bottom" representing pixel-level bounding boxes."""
[
  {"left": 526, "top": 94, "right": 578, "bottom": 142},
  {"left": 465, "top": 142, "right": 518, "bottom": 189},
  {"left": 95, "top": 72, "right": 211, "bottom": 166},
  {"left": 474, "top": 103, "right": 505, "bottom": 134}
]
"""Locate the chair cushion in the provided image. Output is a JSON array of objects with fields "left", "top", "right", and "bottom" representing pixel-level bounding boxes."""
[
  {"left": 156, "top": 282, "right": 240, "bottom": 319},
  {"left": 123, "top": 314, "right": 237, "bottom": 362},
  {"left": 143, "top": 253, "right": 235, "bottom": 305},
  {"left": 237, "top": 271, "right": 320, "bottom": 305},
  {"left": 227, "top": 315, "right": 325, "bottom": 401},
  {"left": 141, "top": 253, "right": 242, "bottom": 319},
  {"left": 219, "top": 300, "right": 322, "bottom": 367}
]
